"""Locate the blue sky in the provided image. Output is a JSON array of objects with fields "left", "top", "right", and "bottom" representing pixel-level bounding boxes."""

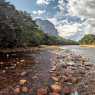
[{"left": 6, "top": 0, "right": 95, "bottom": 40}]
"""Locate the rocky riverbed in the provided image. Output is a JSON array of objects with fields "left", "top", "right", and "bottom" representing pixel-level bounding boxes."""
[{"left": 0, "top": 46, "right": 95, "bottom": 95}]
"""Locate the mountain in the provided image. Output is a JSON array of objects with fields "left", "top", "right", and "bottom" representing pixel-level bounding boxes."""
[{"left": 35, "top": 19, "right": 58, "bottom": 36}]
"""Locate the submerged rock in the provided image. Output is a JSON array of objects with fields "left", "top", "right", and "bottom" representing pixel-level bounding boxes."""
[
  {"left": 63, "top": 86, "right": 71, "bottom": 94},
  {"left": 51, "top": 76, "right": 59, "bottom": 82},
  {"left": 37, "top": 88, "right": 48, "bottom": 95},
  {"left": 49, "top": 92, "right": 60, "bottom": 95},
  {"left": 21, "top": 86, "right": 28, "bottom": 93},
  {"left": 14, "top": 87, "right": 21, "bottom": 94},
  {"left": 51, "top": 83, "right": 62, "bottom": 93}
]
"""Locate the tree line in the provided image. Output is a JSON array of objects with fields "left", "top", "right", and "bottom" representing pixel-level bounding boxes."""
[{"left": 79, "top": 34, "right": 95, "bottom": 45}]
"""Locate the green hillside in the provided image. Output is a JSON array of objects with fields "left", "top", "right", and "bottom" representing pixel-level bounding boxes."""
[{"left": 79, "top": 34, "right": 95, "bottom": 45}]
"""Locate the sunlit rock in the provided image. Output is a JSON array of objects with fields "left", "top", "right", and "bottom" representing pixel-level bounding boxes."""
[
  {"left": 2, "top": 70, "right": 6, "bottom": 73},
  {"left": 32, "top": 75, "right": 38, "bottom": 79},
  {"left": 22, "top": 86, "right": 28, "bottom": 93},
  {"left": 51, "top": 66, "right": 56, "bottom": 71},
  {"left": 19, "top": 79, "right": 27, "bottom": 85},
  {"left": 20, "top": 59, "right": 25, "bottom": 63},
  {"left": 21, "top": 71, "right": 27, "bottom": 76},
  {"left": 51, "top": 83, "right": 62, "bottom": 93},
  {"left": 0, "top": 62, "right": 3, "bottom": 64},
  {"left": 6, "top": 54, "right": 9, "bottom": 58},
  {"left": 67, "top": 61, "right": 75, "bottom": 66},
  {"left": 17, "top": 61, "right": 20, "bottom": 64}
]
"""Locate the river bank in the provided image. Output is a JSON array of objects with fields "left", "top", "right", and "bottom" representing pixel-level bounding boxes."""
[
  {"left": 0, "top": 45, "right": 59, "bottom": 53},
  {"left": 80, "top": 45, "right": 95, "bottom": 48},
  {"left": 0, "top": 46, "right": 95, "bottom": 95}
]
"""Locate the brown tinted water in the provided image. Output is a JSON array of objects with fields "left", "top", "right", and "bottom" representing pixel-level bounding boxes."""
[{"left": 0, "top": 48, "right": 57, "bottom": 94}]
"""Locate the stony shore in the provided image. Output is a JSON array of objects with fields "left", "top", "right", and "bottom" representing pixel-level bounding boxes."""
[{"left": 0, "top": 47, "right": 95, "bottom": 95}]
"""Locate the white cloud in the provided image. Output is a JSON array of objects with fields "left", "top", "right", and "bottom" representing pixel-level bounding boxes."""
[
  {"left": 69, "top": 0, "right": 95, "bottom": 35},
  {"left": 36, "top": 0, "right": 51, "bottom": 5},
  {"left": 57, "top": 0, "right": 65, "bottom": 16},
  {"left": 56, "top": 23, "right": 81, "bottom": 38},
  {"left": 32, "top": 11, "right": 37, "bottom": 14},
  {"left": 47, "top": 17, "right": 58, "bottom": 25},
  {"left": 32, "top": 10, "right": 46, "bottom": 15}
]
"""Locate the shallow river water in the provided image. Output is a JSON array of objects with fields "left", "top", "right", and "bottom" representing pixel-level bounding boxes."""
[
  {"left": 0, "top": 46, "right": 94, "bottom": 95},
  {"left": 61, "top": 45, "right": 95, "bottom": 64}
]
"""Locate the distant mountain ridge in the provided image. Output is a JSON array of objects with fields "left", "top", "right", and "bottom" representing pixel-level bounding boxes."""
[{"left": 35, "top": 19, "right": 58, "bottom": 36}]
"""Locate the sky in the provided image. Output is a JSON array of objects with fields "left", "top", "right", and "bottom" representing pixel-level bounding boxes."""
[{"left": 6, "top": 0, "right": 95, "bottom": 40}]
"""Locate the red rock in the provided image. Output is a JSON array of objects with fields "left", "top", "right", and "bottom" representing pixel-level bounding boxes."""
[
  {"left": 51, "top": 84, "right": 62, "bottom": 93},
  {"left": 63, "top": 86, "right": 71, "bottom": 94},
  {"left": 14, "top": 87, "right": 21, "bottom": 94},
  {"left": 28, "top": 88, "right": 33, "bottom": 94},
  {"left": 37, "top": 88, "right": 47, "bottom": 95}
]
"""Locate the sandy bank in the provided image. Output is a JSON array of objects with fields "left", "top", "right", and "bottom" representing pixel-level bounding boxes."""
[{"left": 80, "top": 45, "right": 95, "bottom": 48}]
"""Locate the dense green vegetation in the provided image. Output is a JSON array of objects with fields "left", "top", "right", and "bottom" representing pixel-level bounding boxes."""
[
  {"left": 0, "top": 0, "right": 78, "bottom": 48},
  {"left": 43, "top": 35, "right": 79, "bottom": 45},
  {"left": 79, "top": 34, "right": 95, "bottom": 45}
]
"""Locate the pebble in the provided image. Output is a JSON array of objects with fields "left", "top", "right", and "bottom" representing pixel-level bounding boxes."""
[
  {"left": 2, "top": 70, "right": 6, "bottom": 73},
  {"left": 20, "top": 59, "right": 25, "bottom": 63},
  {"left": 32, "top": 75, "right": 38, "bottom": 79},
  {"left": 17, "top": 61, "right": 20, "bottom": 64},
  {"left": 21, "top": 71, "right": 27, "bottom": 76},
  {"left": 51, "top": 66, "right": 56, "bottom": 71}
]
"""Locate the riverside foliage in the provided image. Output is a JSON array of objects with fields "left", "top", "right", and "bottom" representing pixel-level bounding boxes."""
[
  {"left": 0, "top": 0, "right": 78, "bottom": 48},
  {"left": 79, "top": 34, "right": 95, "bottom": 45}
]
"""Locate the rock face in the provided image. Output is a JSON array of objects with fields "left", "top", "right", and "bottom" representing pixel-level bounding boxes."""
[{"left": 35, "top": 19, "right": 58, "bottom": 36}]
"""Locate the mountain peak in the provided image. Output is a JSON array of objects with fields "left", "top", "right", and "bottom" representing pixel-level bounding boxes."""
[{"left": 35, "top": 19, "right": 58, "bottom": 36}]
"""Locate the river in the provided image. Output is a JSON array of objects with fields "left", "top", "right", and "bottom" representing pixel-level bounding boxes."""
[
  {"left": 0, "top": 46, "right": 95, "bottom": 95},
  {"left": 61, "top": 45, "right": 95, "bottom": 64}
]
